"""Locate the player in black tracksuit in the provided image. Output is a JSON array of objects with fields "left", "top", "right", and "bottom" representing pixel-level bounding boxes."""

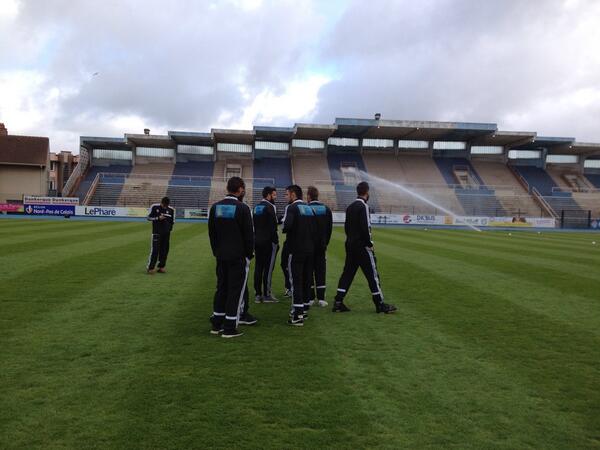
[
  {"left": 253, "top": 186, "right": 279, "bottom": 303},
  {"left": 208, "top": 177, "right": 255, "bottom": 338},
  {"left": 332, "top": 182, "right": 397, "bottom": 314},
  {"left": 283, "top": 185, "right": 316, "bottom": 326},
  {"left": 306, "top": 186, "right": 333, "bottom": 307},
  {"left": 147, "top": 197, "right": 175, "bottom": 274},
  {"left": 280, "top": 208, "right": 292, "bottom": 297}
]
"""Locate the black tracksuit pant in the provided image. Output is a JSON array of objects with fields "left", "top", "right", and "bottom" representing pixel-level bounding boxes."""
[
  {"left": 287, "top": 252, "right": 314, "bottom": 315},
  {"left": 309, "top": 246, "right": 327, "bottom": 301},
  {"left": 212, "top": 258, "right": 250, "bottom": 330},
  {"left": 335, "top": 246, "right": 384, "bottom": 306},
  {"left": 254, "top": 241, "right": 279, "bottom": 297},
  {"left": 148, "top": 232, "right": 170, "bottom": 270},
  {"left": 281, "top": 240, "right": 291, "bottom": 290}
]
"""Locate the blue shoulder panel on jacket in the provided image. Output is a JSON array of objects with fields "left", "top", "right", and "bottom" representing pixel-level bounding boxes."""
[
  {"left": 216, "top": 204, "right": 237, "bottom": 219},
  {"left": 298, "top": 204, "right": 315, "bottom": 216},
  {"left": 254, "top": 205, "right": 265, "bottom": 215},
  {"left": 311, "top": 205, "right": 327, "bottom": 216}
]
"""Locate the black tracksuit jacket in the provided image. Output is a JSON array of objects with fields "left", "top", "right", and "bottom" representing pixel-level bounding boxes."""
[{"left": 208, "top": 195, "right": 254, "bottom": 260}]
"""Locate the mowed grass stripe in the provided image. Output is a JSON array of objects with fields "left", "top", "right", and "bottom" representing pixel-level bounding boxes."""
[
  {"left": 379, "top": 230, "right": 600, "bottom": 285},
  {"left": 2, "top": 222, "right": 599, "bottom": 449},
  {"left": 370, "top": 241, "right": 600, "bottom": 447},
  {"left": 0, "top": 222, "right": 148, "bottom": 255},
  {"left": 425, "top": 228, "right": 600, "bottom": 254},
  {"left": 377, "top": 228, "right": 600, "bottom": 267},
  {"left": 0, "top": 224, "right": 203, "bottom": 447},
  {"left": 2, "top": 225, "right": 378, "bottom": 449},
  {"left": 0, "top": 225, "right": 157, "bottom": 334},
  {"left": 374, "top": 231, "right": 600, "bottom": 334},
  {"left": 378, "top": 230, "right": 600, "bottom": 299}
]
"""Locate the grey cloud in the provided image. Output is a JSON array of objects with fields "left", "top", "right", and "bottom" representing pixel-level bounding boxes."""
[{"left": 313, "top": 0, "right": 600, "bottom": 140}]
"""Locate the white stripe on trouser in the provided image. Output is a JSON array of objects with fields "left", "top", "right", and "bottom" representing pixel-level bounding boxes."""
[
  {"left": 235, "top": 258, "right": 251, "bottom": 326},
  {"left": 365, "top": 247, "right": 384, "bottom": 301},
  {"left": 266, "top": 242, "right": 277, "bottom": 296},
  {"left": 146, "top": 234, "right": 156, "bottom": 269},
  {"left": 288, "top": 253, "right": 302, "bottom": 312}
]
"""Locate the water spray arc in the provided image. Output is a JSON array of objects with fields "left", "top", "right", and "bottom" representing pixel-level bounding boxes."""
[{"left": 359, "top": 171, "right": 482, "bottom": 232}]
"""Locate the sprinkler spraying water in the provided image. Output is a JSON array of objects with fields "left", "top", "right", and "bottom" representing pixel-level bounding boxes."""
[{"left": 360, "top": 171, "right": 482, "bottom": 232}]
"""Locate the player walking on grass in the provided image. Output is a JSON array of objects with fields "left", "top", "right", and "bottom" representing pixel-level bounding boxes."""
[
  {"left": 306, "top": 186, "right": 333, "bottom": 307},
  {"left": 332, "top": 182, "right": 397, "bottom": 314},
  {"left": 208, "top": 177, "right": 255, "bottom": 338},
  {"left": 283, "top": 184, "right": 316, "bottom": 326},
  {"left": 253, "top": 186, "right": 279, "bottom": 303},
  {"left": 146, "top": 196, "right": 174, "bottom": 274}
]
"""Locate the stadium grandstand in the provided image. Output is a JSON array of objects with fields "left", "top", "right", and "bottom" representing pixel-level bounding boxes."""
[
  {"left": 63, "top": 117, "right": 600, "bottom": 224},
  {"left": 0, "top": 122, "right": 49, "bottom": 204}
]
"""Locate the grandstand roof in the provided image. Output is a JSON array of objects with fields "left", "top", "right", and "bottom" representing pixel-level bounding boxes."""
[
  {"left": 168, "top": 131, "right": 213, "bottom": 145},
  {"left": 0, "top": 135, "right": 49, "bottom": 166},
  {"left": 212, "top": 128, "right": 255, "bottom": 144},
  {"left": 125, "top": 133, "right": 174, "bottom": 148},
  {"left": 293, "top": 123, "right": 337, "bottom": 140},
  {"left": 472, "top": 130, "right": 536, "bottom": 147},
  {"left": 333, "top": 118, "right": 497, "bottom": 141},
  {"left": 254, "top": 126, "right": 295, "bottom": 141},
  {"left": 81, "top": 136, "right": 130, "bottom": 150},
  {"left": 78, "top": 118, "right": 600, "bottom": 158}
]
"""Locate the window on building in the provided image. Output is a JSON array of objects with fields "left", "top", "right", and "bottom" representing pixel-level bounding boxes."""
[
  {"left": 508, "top": 150, "right": 542, "bottom": 159},
  {"left": 362, "top": 138, "right": 394, "bottom": 148},
  {"left": 397, "top": 140, "right": 429, "bottom": 149},
  {"left": 136, "top": 147, "right": 175, "bottom": 158},
  {"left": 328, "top": 137, "right": 359, "bottom": 147},
  {"left": 433, "top": 141, "right": 466, "bottom": 150},
  {"left": 217, "top": 143, "right": 253, "bottom": 153},
  {"left": 546, "top": 154, "right": 579, "bottom": 164},
  {"left": 254, "top": 141, "right": 289, "bottom": 151},
  {"left": 471, "top": 146, "right": 504, "bottom": 155},
  {"left": 177, "top": 145, "right": 214, "bottom": 155},
  {"left": 92, "top": 149, "right": 133, "bottom": 160},
  {"left": 584, "top": 159, "right": 600, "bottom": 169},
  {"left": 292, "top": 139, "right": 325, "bottom": 149}
]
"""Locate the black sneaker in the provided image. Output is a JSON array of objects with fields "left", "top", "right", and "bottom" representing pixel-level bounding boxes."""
[
  {"left": 209, "top": 316, "right": 224, "bottom": 335},
  {"left": 332, "top": 301, "right": 351, "bottom": 313},
  {"left": 254, "top": 294, "right": 263, "bottom": 304},
  {"left": 284, "top": 289, "right": 292, "bottom": 298},
  {"left": 262, "top": 295, "right": 279, "bottom": 303},
  {"left": 238, "top": 313, "right": 258, "bottom": 326},
  {"left": 376, "top": 302, "right": 397, "bottom": 314},
  {"left": 222, "top": 328, "right": 244, "bottom": 339},
  {"left": 210, "top": 325, "right": 224, "bottom": 335},
  {"left": 288, "top": 314, "right": 304, "bottom": 327}
]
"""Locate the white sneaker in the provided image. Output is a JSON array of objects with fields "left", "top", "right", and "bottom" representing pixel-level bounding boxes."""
[
  {"left": 318, "top": 300, "right": 328, "bottom": 307},
  {"left": 308, "top": 300, "right": 315, "bottom": 306}
]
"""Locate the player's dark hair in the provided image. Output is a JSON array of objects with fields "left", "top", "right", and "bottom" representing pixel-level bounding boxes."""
[
  {"left": 286, "top": 184, "right": 303, "bottom": 200},
  {"left": 357, "top": 181, "right": 370, "bottom": 196},
  {"left": 262, "top": 186, "right": 276, "bottom": 198},
  {"left": 161, "top": 196, "right": 170, "bottom": 206},
  {"left": 307, "top": 186, "right": 319, "bottom": 201},
  {"left": 227, "top": 176, "right": 245, "bottom": 194}
]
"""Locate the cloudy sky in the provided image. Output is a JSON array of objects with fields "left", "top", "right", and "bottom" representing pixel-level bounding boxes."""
[{"left": 1, "top": 0, "right": 599, "bottom": 152}]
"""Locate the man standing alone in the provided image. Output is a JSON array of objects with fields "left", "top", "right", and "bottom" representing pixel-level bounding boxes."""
[
  {"left": 307, "top": 186, "right": 332, "bottom": 307},
  {"left": 147, "top": 196, "right": 175, "bottom": 274},
  {"left": 253, "top": 186, "right": 279, "bottom": 303},
  {"left": 332, "top": 182, "right": 397, "bottom": 314},
  {"left": 208, "top": 177, "right": 254, "bottom": 338}
]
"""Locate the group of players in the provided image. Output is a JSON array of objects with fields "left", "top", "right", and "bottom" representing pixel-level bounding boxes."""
[{"left": 146, "top": 176, "right": 396, "bottom": 339}]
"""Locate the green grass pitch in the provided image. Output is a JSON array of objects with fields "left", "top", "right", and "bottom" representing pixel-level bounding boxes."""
[{"left": 1, "top": 219, "right": 600, "bottom": 449}]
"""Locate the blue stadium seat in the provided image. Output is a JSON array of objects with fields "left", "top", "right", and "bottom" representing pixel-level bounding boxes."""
[{"left": 434, "top": 158, "right": 505, "bottom": 215}]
